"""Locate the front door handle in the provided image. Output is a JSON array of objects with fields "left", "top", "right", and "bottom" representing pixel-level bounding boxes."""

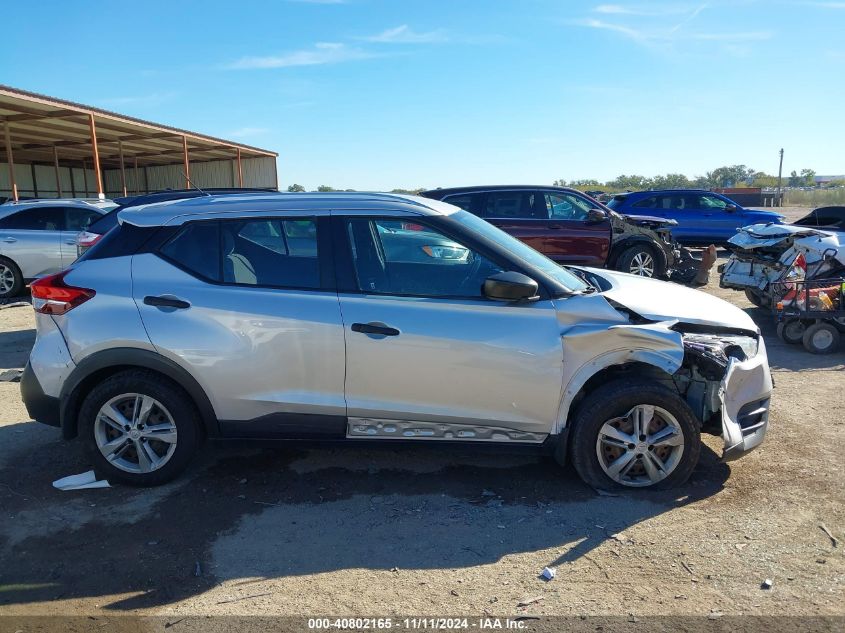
[
  {"left": 351, "top": 322, "right": 400, "bottom": 337},
  {"left": 143, "top": 295, "right": 191, "bottom": 310},
  {"left": 64, "top": 239, "right": 77, "bottom": 245},
  {"left": 547, "top": 224, "right": 563, "bottom": 230},
  {"left": 2, "top": 237, "right": 16, "bottom": 243}
]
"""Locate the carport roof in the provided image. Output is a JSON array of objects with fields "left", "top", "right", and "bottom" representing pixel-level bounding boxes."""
[{"left": 0, "top": 84, "right": 278, "bottom": 168}]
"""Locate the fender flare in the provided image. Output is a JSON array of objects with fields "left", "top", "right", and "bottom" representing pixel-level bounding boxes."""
[
  {"left": 609, "top": 236, "right": 669, "bottom": 273},
  {"left": 59, "top": 347, "right": 219, "bottom": 439},
  {"left": 555, "top": 348, "right": 682, "bottom": 435}
]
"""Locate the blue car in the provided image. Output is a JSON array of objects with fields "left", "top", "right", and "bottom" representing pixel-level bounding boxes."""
[{"left": 607, "top": 190, "right": 784, "bottom": 245}]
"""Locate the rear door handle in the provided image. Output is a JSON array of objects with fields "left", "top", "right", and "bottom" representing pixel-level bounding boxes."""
[
  {"left": 351, "top": 322, "right": 400, "bottom": 337},
  {"left": 64, "top": 239, "right": 77, "bottom": 245},
  {"left": 547, "top": 224, "right": 563, "bottom": 230},
  {"left": 143, "top": 295, "right": 191, "bottom": 310}
]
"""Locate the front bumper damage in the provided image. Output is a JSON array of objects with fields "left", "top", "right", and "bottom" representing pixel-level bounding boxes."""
[
  {"left": 675, "top": 332, "right": 773, "bottom": 461},
  {"left": 719, "top": 343, "right": 773, "bottom": 460}
]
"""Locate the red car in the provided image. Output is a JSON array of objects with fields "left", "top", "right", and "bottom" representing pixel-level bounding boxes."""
[{"left": 421, "top": 185, "right": 681, "bottom": 278}]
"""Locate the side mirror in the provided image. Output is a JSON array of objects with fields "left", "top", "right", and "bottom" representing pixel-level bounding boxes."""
[
  {"left": 725, "top": 204, "right": 737, "bottom": 213},
  {"left": 586, "top": 208, "right": 608, "bottom": 223},
  {"left": 483, "top": 271, "right": 539, "bottom": 302}
]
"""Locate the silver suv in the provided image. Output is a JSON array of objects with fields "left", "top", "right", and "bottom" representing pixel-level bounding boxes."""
[
  {"left": 21, "top": 193, "right": 773, "bottom": 489},
  {"left": 0, "top": 199, "right": 110, "bottom": 298}
]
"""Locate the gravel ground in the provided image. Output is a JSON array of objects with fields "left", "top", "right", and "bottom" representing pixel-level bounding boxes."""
[{"left": 0, "top": 255, "right": 842, "bottom": 622}]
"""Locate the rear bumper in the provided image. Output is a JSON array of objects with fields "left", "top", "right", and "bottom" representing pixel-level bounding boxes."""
[{"left": 20, "top": 362, "right": 61, "bottom": 427}]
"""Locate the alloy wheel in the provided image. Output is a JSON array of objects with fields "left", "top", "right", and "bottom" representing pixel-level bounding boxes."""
[
  {"left": 628, "top": 252, "right": 655, "bottom": 277},
  {"left": 596, "top": 404, "right": 685, "bottom": 487},
  {"left": 0, "top": 264, "right": 14, "bottom": 294},
  {"left": 94, "top": 393, "right": 178, "bottom": 474}
]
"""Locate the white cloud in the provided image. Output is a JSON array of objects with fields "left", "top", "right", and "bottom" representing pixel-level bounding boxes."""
[
  {"left": 361, "top": 25, "right": 447, "bottom": 44},
  {"left": 594, "top": 3, "right": 699, "bottom": 16},
  {"left": 227, "top": 42, "right": 375, "bottom": 69}
]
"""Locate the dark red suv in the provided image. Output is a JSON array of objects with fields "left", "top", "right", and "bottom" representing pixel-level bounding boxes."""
[{"left": 421, "top": 185, "right": 680, "bottom": 278}]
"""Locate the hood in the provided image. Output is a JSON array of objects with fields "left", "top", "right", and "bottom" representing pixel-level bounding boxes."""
[
  {"left": 585, "top": 268, "right": 758, "bottom": 332},
  {"left": 617, "top": 212, "right": 677, "bottom": 228}
]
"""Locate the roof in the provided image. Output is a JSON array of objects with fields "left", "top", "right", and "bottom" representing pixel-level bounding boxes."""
[
  {"left": 0, "top": 197, "right": 110, "bottom": 219},
  {"left": 120, "top": 192, "right": 459, "bottom": 227},
  {"left": 0, "top": 84, "right": 277, "bottom": 168},
  {"left": 422, "top": 184, "right": 585, "bottom": 198}
]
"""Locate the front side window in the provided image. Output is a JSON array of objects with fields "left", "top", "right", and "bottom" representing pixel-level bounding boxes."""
[
  {"left": 484, "top": 191, "right": 540, "bottom": 219},
  {"left": 222, "top": 218, "right": 319, "bottom": 288},
  {"left": 544, "top": 192, "right": 592, "bottom": 220},
  {"left": 3, "top": 207, "right": 65, "bottom": 230},
  {"left": 346, "top": 218, "right": 502, "bottom": 298},
  {"left": 698, "top": 194, "right": 729, "bottom": 210}
]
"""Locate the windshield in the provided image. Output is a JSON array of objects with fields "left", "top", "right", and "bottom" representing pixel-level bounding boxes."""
[{"left": 450, "top": 210, "right": 589, "bottom": 292}]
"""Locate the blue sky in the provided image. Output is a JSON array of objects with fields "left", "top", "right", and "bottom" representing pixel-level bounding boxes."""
[{"left": 2, "top": 0, "right": 843, "bottom": 189}]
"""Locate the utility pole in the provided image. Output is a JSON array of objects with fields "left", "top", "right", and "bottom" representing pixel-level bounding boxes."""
[{"left": 776, "top": 148, "right": 784, "bottom": 207}]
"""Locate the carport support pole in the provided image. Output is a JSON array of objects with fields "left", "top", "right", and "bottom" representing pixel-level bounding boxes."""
[
  {"left": 3, "top": 121, "right": 18, "bottom": 202},
  {"left": 53, "top": 145, "right": 62, "bottom": 197},
  {"left": 118, "top": 139, "right": 127, "bottom": 197},
  {"left": 182, "top": 135, "right": 190, "bottom": 189},
  {"left": 133, "top": 156, "right": 139, "bottom": 195},
  {"left": 236, "top": 148, "right": 244, "bottom": 187},
  {"left": 87, "top": 113, "right": 104, "bottom": 200}
]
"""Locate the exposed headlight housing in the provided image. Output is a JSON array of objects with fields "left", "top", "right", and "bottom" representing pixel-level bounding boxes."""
[{"left": 683, "top": 332, "right": 759, "bottom": 363}]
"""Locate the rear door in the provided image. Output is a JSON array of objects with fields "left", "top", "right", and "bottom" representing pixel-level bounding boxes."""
[
  {"left": 133, "top": 214, "right": 347, "bottom": 437},
  {"left": 0, "top": 207, "right": 64, "bottom": 278},
  {"left": 61, "top": 207, "right": 103, "bottom": 266},
  {"left": 477, "top": 190, "right": 548, "bottom": 254},
  {"left": 540, "top": 190, "right": 610, "bottom": 265}
]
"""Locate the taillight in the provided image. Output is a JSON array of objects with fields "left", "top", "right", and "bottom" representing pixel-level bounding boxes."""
[
  {"left": 30, "top": 271, "right": 95, "bottom": 315},
  {"left": 77, "top": 231, "right": 103, "bottom": 248}
]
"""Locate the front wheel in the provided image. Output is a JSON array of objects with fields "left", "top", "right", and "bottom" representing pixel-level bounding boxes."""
[
  {"left": 569, "top": 380, "right": 700, "bottom": 490},
  {"left": 802, "top": 322, "right": 841, "bottom": 355},
  {"left": 78, "top": 369, "right": 201, "bottom": 486},
  {"left": 0, "top": 257, "right": 24, "bottom": 299},
  {"left": 616, "top": 245, "right": 664, "bottom": 278}
]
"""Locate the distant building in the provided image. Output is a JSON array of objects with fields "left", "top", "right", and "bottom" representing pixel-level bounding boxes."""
[{"left": 814, "top": 175, "right": 845, "bottom": 185}]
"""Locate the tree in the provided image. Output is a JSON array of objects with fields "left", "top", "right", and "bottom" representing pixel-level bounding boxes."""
[
  {"left": 707, "top": 165, "right": 755, "bottom": 188},
  {"left": 606, "top": 174, "right": 651, "bottom": 191},
  {"left": 287, "top": 183, "right": 305, "bottom": 192},
  {"left": 651, "top": 173, "right": 691, "bottom": 189},
  {"left": 553, "top": 179, "right": 567, "bottom": 187},
  {"left": 390, "top": 188, "right": 425, "bottom": 195},
  {"left": 787, "top": 170, "right": 801, "bottom": 187},
  {"left": 316, "top": 185, "right": 336, "bottom": 192},
  {"left": 800, "top": 169, "right": 816, "bottom": 187},
  {"left": 569, "top": 179, "right": 601, "bottom": 188}
]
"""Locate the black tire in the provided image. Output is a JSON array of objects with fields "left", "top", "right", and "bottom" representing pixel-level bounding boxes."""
[
  {"left": 744, "top": 288, "right": 768, "bottom": 308},
  {"left": 0, "top": 256, "right": 24, "bottom": 299},
  {"left": 615, "top": 244, "right": 665, "bottom": 278},
  {"left": 78, "top": 369, "right": 202, "bottom": 486},
  {"left": 777, "top": 319, "right": 806, "bottom": 345},
  {"left": 568, "top": 379, "right": 701, "bottom": 490},
  {"left": 802, "top": 322, "right": 841, "bottom": 355}
]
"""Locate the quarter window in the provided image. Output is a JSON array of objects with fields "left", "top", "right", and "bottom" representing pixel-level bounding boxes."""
[
  {"left": 442, "top": 194, "right": 473, "bottom": 212},
  {"left": 66, "top": 208, "right": 102, "bottom": 231},
  {"left": 346, "top": 218, "right": 502, "bottom": 298},
  {"left": 160, "top": 222, "right": 221, "bottom": 281}
]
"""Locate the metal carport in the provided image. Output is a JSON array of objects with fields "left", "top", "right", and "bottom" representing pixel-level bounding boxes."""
[{"left": 0, "top": 84, "right": 278, "bottom": 201}]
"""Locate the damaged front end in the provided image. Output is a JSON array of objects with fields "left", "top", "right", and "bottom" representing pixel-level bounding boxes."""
[{"left": 672, "top": 327, "right": 772, "bottom": 460}]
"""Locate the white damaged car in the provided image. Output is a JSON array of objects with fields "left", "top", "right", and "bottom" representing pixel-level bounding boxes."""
[{"left": 720, "top": 221, "right": 845, "bottom": 307}]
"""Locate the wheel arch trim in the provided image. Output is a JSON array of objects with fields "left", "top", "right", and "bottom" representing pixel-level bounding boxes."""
[{"left": 59, "top": 347, "right": 219, "bottom": 439}]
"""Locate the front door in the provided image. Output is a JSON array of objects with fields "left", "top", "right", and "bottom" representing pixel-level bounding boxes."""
[
  {"left": 540, "top": 190, "right": 611, "bottom": 265},
  {"left": 335, "top": 215, "right": 564, "bottom": 441},
  {"left": 133, "top": 215, "right": 347, "bottom": 437}
]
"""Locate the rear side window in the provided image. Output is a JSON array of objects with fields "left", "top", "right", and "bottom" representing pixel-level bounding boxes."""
[
  {"left": 160, "top": 222, "right": 221, "bottom": 281},
  {"left": 632, "top": 196, "right": 658, "bottom": 209},
  {"left": 222, "top": 218, "right": 320, "bottom": 288},
  {"left": 442, "top": 194, "right": 473, "bottom": 212},
  {"left": 483, "top": 191, "right": 540, "bottom": 219},
  {"left": 1, "top": 207, "right": 65, "bottom": 230},
  {"left": 66, "top": 208, "right": 102, "bottom": 231}
]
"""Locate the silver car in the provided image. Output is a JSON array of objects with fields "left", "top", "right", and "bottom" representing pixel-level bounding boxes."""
[
  {"left": 0, "top": 199, "right": 110, "bottom": 298},
  {"left": 21, "top": 193, "right": 773, "bottom": 489}
]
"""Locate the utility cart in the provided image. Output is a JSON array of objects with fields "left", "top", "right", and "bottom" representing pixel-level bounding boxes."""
[{"left": 773, "top": 277, "right": 845, "bottom": 354}]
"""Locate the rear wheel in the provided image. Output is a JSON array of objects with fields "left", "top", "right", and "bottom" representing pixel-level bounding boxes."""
[
  {"left": 777, "top": 319, "right": 806, "bottom": 345},
  {"left": 802, "top": 322, "right": 841, "bottom": 355},
  {"left": 0, "top": 257, "right": 23, "bottom": 299},
  {"left": 569, "top": 380, "right": 700, "bottom": 490},
  {"left": 78, "top": 370, "right": 201, "bottom": 486},
  {"left": 744, "top": 288, "right": 768, "bottom": 308},
  {"left": 616, "top": 245, "right": 663, "bottom": 278}
]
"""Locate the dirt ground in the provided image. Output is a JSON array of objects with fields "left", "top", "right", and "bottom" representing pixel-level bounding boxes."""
[{"left": 0, "top": 247, "right": 842, "bottom": 623}]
